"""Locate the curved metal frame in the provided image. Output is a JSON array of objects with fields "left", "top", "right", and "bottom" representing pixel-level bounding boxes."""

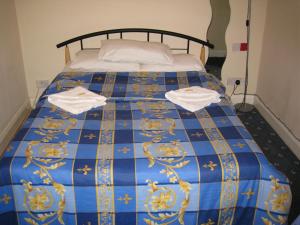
[{"left": 56, "top": 28, "right": 214, "bottom": 53}]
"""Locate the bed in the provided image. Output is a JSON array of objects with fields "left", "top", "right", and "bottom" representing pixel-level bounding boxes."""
[{"left": 0, "top": 29, "right": 291, "bottom": 225}]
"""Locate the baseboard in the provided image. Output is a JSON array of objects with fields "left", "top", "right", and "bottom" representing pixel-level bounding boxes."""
[
  {"left": 230, "top": 94, "right": 255, "bottom": 105},
  {"left": 0, "top": 100, "right": 31, "bottom": 156},
  {"left": 254, "top": 96, "right": 300, "bottom": 159}
]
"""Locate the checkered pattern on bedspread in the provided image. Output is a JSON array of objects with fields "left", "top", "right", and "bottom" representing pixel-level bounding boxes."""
[{"left": 0, "top": 71, "right": 291, "bottom": 225}]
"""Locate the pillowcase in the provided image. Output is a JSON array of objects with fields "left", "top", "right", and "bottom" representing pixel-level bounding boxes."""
[
  {"left": 69, "top": 49, "right": 140, "bottom": 72},
  {"left": 140, "top": 54, "right": 205, "bottom": 72},
  {"left": 70, "top": 49, "right": 98, "bottom": 67},
  {"left": 98, "top": 39, "right": 174, "bottom": 65}
]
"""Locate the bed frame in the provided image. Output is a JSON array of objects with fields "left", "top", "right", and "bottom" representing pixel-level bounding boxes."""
[{"left": 56, "top": 28, "right": 214, "bottom": 65}]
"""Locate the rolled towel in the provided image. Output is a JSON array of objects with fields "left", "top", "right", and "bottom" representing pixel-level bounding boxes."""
[
  {"left": 48, "top": 86, "right": 106, "bottom": 114},
  {"left": 165, "top": 86, "right": 221, "bottom": 112}
]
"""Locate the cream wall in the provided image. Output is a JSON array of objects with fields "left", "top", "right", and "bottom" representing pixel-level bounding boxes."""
[
  {"left": 14, "top": 0, "right": 212, "bottom": 101},
  {"left": 0, "top": 0, "right": 28, "bottom": 141},
  {"left": 222, "top": 0, "right": 268, "bottom": 95},
  {"left": 15, "top": 0, "right": 269, "bottom": 100},
  {"left": 256, "top": 0, "right": 300, "bottom": 146}
]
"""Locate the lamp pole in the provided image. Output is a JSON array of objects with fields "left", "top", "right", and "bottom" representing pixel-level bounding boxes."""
[{"left": 235, "top": 0, "right": 254, "bottom": 113}]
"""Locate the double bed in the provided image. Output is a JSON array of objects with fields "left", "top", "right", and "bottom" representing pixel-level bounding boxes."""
[{"left": 0, "top": 29, "right": 291, "bottom": 225}]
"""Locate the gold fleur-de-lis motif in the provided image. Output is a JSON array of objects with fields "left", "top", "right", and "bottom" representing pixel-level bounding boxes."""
[
  {"left": 6, "top": 145, "right": 12, "bottom": 152},
  {"left": 201, "top": 218, "right": 215, "bottom": 225},
  {"left": 101, "top": 167, "right": 109, "bottom": 174},
  {"left": 242, "top": 189, "right": 254, "bottom": 199},
  {"left": 191, "top": 132, "right": 204, "bottom": 137},
  {"left": 50, "top": 105, "right": 58, "bottom": 112},
  {"left": 170, "top": 139, "right": 180, "bottom": 146},
  {"left": 66, "top": 80, "right": 84, "bottom": 86},
  {"left": 203, "top": 161, "right": 217, "bottom": 171},
  {"left": 77, "top": 165, "right": 92, "bottom": 175},
  {"left": 118, "top": 194, "right": 132, "bottom": 204},
  {"left": 118, "top": 147, "right": 130, "bottom": 154},
  {"left": 89, "top": 112, "right": 99, "bottom": 118},
  {"left": 234, "top": 142, "right": 245, "bottom": 149},
  {"left": 94, "top": 76, "right": 103, "bottom": 81},
  {"left": 168, "top": 79, "right": 176, "bottom": 83},
  {"left": 219, "top": 118, "right": 227, "bottom": 124},
  {"left": 122, "top": 121, "right": 128, "bottom": 128},
  {"left": 0, "top": 194, "right": 11, "bottom": 204},
  {"left": 84, "top": 133, "right": 96, "bottom": 140},
  {"left": 82, "top": 222, "right": 91, "bottom": 225}
]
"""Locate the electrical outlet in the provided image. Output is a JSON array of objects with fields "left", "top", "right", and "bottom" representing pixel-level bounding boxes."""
[
  {"left": 227, "top": 77, "right": 245, "bottom": 86},
  {"left": 36, "top": 80, "right": 50, "bottom": 89}
]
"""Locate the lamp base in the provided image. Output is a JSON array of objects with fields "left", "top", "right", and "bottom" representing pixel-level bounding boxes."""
[{"left": 235, "top": 102, "right": 254, "bottom": 113}]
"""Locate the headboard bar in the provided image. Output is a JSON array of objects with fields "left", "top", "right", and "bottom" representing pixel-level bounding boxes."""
[
  {"left": 56, "top": 28, "right": 214, "bottom": 49},
  {"left": 80, "top": 40, "right": 83, "bottom": 50}
]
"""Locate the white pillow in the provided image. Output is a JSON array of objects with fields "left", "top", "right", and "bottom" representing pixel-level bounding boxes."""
[
  {"left": 69, "top": 49, "right": 140, "bottom": 71},
  {"left": 140, "top": 54, "right": 205, "bottom": 72},
  {"left": 98, "top": 39, "right": 174, "bottom": 65},
  {"left": 70, "top": 49, "right": 98, "bottom": 67}
]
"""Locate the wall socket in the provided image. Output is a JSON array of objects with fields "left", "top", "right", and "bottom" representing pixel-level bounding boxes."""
[
  {"left": 227, "top": 77, "right": 245, "bottom": 86},
  {"left": 36, "top": 80, "right": 50, "bottom": 89}
]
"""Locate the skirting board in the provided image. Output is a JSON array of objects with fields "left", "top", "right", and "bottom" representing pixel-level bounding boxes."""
[
  {"left": 0, "top": 100, "right": 31, "bottom": 156},
  {"left": 230, "top": 94, "right": 255, "bottom": 105},
  {"left": 254, "top": 96, "right": 300, "bottom": 159}
]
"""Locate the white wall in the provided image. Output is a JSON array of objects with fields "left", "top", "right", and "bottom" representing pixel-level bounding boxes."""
[
  {"left": 0, "top": 0, "right": 29, "bottom": 141},
  {"left": 14, "top": 0, "right": 212, "bottom": 101},
  {"left": 256, "top": 0, "right": 300, "bottom": 154}
]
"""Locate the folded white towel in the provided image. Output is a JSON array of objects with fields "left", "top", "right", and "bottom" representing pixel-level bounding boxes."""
[
  {"left": 165, "top": 86, "right": 221, "bottom": 112},
  {"left": 48, "top": 86, "right": 106, "bottom": 114}
]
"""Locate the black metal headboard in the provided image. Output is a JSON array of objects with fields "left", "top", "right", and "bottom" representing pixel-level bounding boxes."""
[
  {"left": 57, "top": 28, "right": 213, "bottom": 51},
  {"left": 56, "top": 28, "right": 214, "bottom": 64}
]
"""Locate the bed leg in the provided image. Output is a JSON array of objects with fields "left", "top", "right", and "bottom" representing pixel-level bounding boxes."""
[{"left": 65, "top": 45, "right": 71, "bottom": 65}]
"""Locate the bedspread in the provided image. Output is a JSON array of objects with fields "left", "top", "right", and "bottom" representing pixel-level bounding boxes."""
[{"left": 0, "top": 71, "right": 291, "bottom": 225}]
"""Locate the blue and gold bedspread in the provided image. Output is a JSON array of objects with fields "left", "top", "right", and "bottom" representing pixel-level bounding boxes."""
[{"left": 0, "top": 71, "right": 292, "bottom": 225}]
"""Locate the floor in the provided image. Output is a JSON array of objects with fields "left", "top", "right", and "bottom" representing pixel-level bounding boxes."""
[{"left": 237, "top": 108, "right": 300, "bottom": 224}]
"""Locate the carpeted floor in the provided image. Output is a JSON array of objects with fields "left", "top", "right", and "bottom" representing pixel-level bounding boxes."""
[{"left": 237, "top": 108, "right": 300, "bottom": 224}]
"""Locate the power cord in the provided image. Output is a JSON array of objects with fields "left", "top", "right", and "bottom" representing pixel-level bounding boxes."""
[
  {"left": 230, "top": 80, "right": 241, "bottom": 97},
  {"left": 230, "top": 84, "right": 238, "bottom": 97}
]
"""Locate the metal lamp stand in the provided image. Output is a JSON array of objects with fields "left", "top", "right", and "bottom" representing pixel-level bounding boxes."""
[{"left": 235, "top": 0, "right": 254, "bottom": 113}]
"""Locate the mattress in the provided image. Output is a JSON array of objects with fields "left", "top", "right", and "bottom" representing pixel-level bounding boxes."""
[{"left": 0, "top": 71, "right": 291, "bottom": 225}]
